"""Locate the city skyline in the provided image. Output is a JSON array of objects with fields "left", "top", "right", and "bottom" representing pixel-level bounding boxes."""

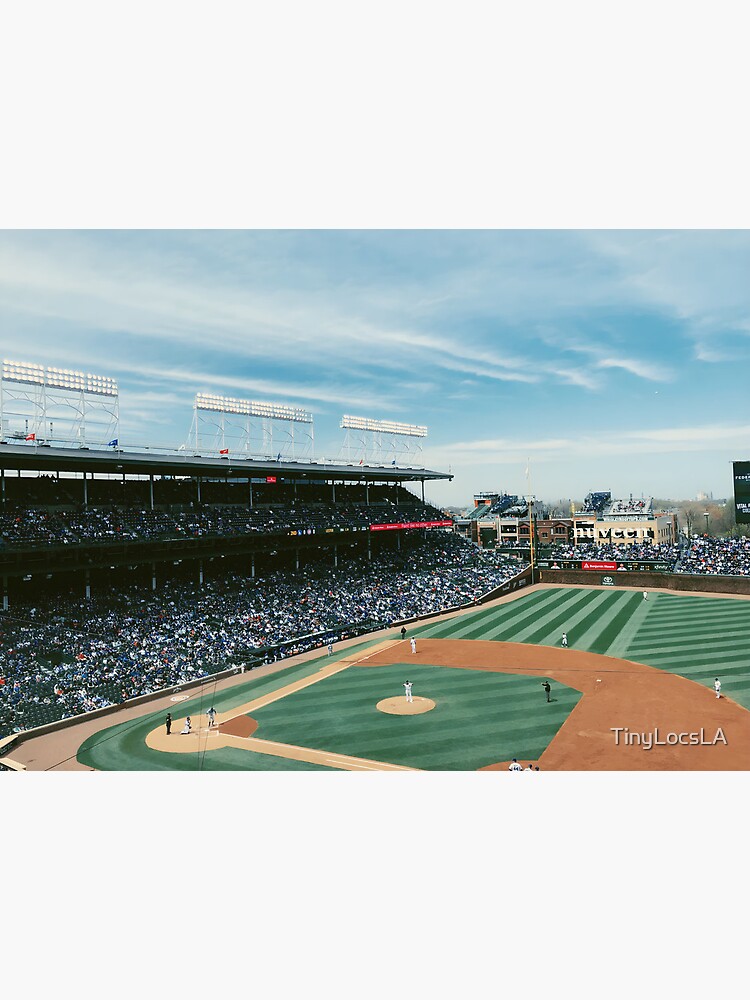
[{"left": 0, "top": 229, "right": 748, "bottom": 507}]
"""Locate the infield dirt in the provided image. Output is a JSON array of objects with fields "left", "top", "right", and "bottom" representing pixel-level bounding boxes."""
[{"left": 362, "top": 639, "right": 750, "bottom": 770}]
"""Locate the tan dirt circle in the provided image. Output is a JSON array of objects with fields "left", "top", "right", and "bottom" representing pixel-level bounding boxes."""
[{"left": 376, "top": 696, "right": 436, "bottom": 716}]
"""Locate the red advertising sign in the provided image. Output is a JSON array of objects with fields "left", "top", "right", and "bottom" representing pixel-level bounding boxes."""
[
  {"left": 370, "top": 520, "right": 453, "bottom": 532},
  {"left": 581, "top": 560, "right": 618, "bottom": 571},
  {"left": 266, "top": 476, "right": 277, "bottom": 483}
]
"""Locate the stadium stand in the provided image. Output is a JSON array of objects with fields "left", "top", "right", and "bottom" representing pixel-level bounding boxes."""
[
  {"left": 675, "top": 535, "right": 750, "bottom": 576},
  {"left": 464, "top": 493, "right": 526, "bottom": 520},
  {"left": 605, "top": 497, "right": 653, "bottom": 517},
  {"left": 544, "top": 541, "right": 681, "bottom": 563},
  {"left": 0, "top": 497, "right": 446, "bottom": 548},
  {"left": 0, "top": 532, "right": 528, "bottom": 739},
  {"left": 579, "top": 491, "right": 611, "bottom": 514}
]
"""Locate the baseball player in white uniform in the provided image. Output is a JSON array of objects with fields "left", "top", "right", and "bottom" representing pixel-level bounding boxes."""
[
  {"left": 714, "top": 677, "right": 722, "bottom": 699},
  {"left": 508, "top": 758, "right": 523, "bottom": 771},
  {"left": 561, "top": 632, "right": 568, "bottom": 648},
  {"left": 410, "top": 637, "right": 417, "bottom": 654},
  {"left": 404, "top": 680, "right": 413, "bottom": 703},
  {"left": 643, "top": 591, "right": 648, "bottom": 600}
]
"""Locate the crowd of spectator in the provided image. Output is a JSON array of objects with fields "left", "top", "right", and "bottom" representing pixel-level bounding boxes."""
[
  {"left": 606, "top": 498, "right": 652, "bottom": 515},
  {"left": 675, "top": 535, "right": 750, "bottom": 576},
  {"left": 0, "top": 532, "right": 528, "bottom": 739},
  {"left": 492, "top": 538, "right": 681, "bottom": 563},
  {"left": 541, "top": 541, "right": 682, "bottom": 563},
  {"left": 510, "top": 534, "right": 750, "bottom": 576},
  {"left": 0, "top": 499, "right": 447, "bottom": 548},
  {"left": 579, "top": 491, "right": 611, "bottom": 514}
]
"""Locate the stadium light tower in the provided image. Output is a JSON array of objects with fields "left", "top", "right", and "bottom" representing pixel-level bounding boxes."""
[
  {"left": 339, "top": 415, "right": 427, "bottom": 467},
  {"left": 1, "top": 360, "right": 119, "bottom": 447},
  {"left": 189, "top": 393, "right": 314, "bottom": 459},
  {"left": 703, "top": 510, "right": 710, "bottom": 535}
]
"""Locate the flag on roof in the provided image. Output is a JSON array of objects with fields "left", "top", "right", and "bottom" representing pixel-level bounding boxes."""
[
  {"left": 108, "top": 439, "right": 118, "bottom": 447},
  {"left": 359, "top": 457, "right": 364, "bottom": 465},
  {"left": 25, "top": 433, "right": 36, "bottom": 441},
  {"left": 219, "top": 448, "right": 229, "bottom": 455}
]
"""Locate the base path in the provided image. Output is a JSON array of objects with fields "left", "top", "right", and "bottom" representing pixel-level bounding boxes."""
[{"left": 364, "top": 639, "right": 750, "bottom": 770}]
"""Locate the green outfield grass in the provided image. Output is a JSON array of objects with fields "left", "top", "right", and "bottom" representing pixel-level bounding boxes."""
[
  {"left": 77, "top": 587, "right": 750, "bottom": 770},
  {"left": 413, "top": 587, "right": 750, "bottom": 709}
]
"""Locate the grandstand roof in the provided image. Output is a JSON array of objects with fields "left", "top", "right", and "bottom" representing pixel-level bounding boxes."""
[{"left": 0, "top": 443, "right": 452, "bottom": 484}]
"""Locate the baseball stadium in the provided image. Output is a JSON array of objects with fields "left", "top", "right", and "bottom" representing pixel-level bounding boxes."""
[{"left": 1, "top": 366, "right": 749, "bottom": 772}]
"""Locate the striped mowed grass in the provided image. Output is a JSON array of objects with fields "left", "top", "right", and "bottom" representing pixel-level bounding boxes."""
[
  {"left": 77, "top": 586, "right": 750, "bottom": 770},
  {"left": 413, "top": 587, "right": 750, "bottom": 710},
  {"left": 249, "top": 662, "right": 581, "bottom": 770}
]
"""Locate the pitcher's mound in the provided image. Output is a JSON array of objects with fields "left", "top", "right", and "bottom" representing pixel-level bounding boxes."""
[{"left": 377, "top": 696, "right": 435, "bottom": 716}]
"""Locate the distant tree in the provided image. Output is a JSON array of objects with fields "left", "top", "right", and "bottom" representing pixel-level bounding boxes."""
[
  {"left": 707, "top": 501, "right": 737, "bottom": 536},
  {"left": 679, "top": 501, "right": 705, "bottom": 538}
]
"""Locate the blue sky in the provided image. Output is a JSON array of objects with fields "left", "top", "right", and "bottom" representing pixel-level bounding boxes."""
[{"left": 0, "top": 229, "right": 749, "bottom": 507}]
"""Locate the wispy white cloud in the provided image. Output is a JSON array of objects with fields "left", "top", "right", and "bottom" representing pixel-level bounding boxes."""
[
  {"left": 435, "top": 422, "right": 750, "bottom": 464},
  {"left": 0, "top": 230, "right": 677, "bottom": 398},
  {"left": 545, "top": 367, "right": 601, "bottom": 390},
  {"left": 2, "top": 230, "right": 750, "bottom": 503},
  {"left": 594, "top": 356, "right": 672, "bottom": 382}
]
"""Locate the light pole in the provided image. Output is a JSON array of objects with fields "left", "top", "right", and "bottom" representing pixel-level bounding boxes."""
[
  {"left": 703, "top": 511, "right": 710, "bottom": 535},
  {"left": 528, "top": 495, "right": 536, "bottom": 585}
]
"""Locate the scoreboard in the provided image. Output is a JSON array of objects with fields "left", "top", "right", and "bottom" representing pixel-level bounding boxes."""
[{"left": 733, "top": 461, "right": 750, "bottom": 524}]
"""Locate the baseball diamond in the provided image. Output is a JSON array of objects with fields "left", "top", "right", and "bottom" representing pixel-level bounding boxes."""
[{"left": 7, "top": 583, "right": 750, "bottom": 771}]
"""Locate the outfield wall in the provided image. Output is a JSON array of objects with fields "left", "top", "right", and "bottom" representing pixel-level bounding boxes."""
[
  {"left": 480, "top": 565, "right": 532, "bottom": 601},
  {"left": 538, "top": 569, "right": 750, "bottom": 595}
]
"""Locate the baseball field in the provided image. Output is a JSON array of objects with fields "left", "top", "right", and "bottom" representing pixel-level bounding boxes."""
[{"left": 52, "top": 584, "right": 750, "bottom": 772}]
